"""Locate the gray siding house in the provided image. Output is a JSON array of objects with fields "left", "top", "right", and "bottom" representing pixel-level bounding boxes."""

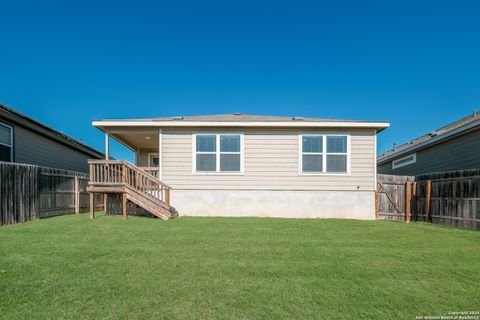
[
  {"left": 0, "top": 104, "right": 104, "bottom": 172},
  {"left": 378, "top": 112, "right": 480, "bottom": 176}
]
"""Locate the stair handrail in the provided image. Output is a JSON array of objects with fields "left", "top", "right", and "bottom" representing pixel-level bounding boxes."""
[
  {"left": 88, "top": 159, "right": 171, "bottom": 208},
  {"left": 88, "top": 159, "right": 171, "bottom": 190}
]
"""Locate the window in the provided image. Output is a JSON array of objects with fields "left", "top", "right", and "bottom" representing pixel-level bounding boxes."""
[
  {"left": 326, "top": 136, "right": 348, "bottom": 173},
  {"left": 392, "top": 153, "right": 416, "bottom": 169},
  {"left": 302, "top": 136, "right": 323, "bottom": 172},
  {"left": 194, "top": 133, "right": 242, "bottom": 173},
  {"left": 300, "top": 134, "right": 349, "bottom": 174},
  {"left": 148, "top": 154, "right": 159, "bottom": 167},
  {"left": 196, "top": 134, "right": 217, "bottom": 171},
  {"left": 0, "top": 122, "right": 13, "bottom": 162}
]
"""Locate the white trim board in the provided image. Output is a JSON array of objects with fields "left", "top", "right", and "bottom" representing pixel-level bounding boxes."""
[
  {"left": 374, "top": 129, "right": 377, "bottom": 188},
  {"left": 158, "top": 128, "right": 163, "bottom": 180},
  {"left": 93, "top": 120, "right": 390, "bottom": 129}
]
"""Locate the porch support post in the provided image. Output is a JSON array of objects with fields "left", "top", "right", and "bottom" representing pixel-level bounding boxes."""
[
  {"left": 158, "top": 128, "right": 163, "bottom": 180},
  {"left": 90, "top": 192, "right": 95, "bottom": 219},
  {"left": 104, "top": 131, "right": 109, "bottom": 215},
  {"left": 105, "top": 132, "right": 110, "bottom": 160},
  {"left": 122, "top": 192, "right": 127, "bottom": 221}
]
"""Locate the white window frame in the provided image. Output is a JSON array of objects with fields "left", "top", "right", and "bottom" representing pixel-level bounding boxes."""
[
  {"left": 0, "top": 121, "right": 13, "bottom": 162},
  {"left": 392, "top": 153, "right": 416, "bottom": 169},
  {"left": 298, "top": 132, "right": 351, "bottom": 176},
  {"left": 192, "top": 132, "right": 244, "bottom": 175}
]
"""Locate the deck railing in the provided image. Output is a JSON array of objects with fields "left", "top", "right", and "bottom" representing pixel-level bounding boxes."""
[
  {"left": 88, "top": 160, "right": 170, "bottom": 208},
  {"left": 140, "top": 167, "right": 159, "bottom": 178}
]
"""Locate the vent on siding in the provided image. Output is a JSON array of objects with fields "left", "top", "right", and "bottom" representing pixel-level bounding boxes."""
[{"left": 392, "top": 153, "right": 417, "bottom": 169}]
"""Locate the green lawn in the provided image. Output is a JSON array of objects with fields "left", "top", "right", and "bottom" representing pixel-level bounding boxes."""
[{"left": 0, "top": 213, "right": 479, "bottom": 319}]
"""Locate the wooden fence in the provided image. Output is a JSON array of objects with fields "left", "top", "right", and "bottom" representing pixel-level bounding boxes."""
[
  {"left": 0, "top": 162, "right": 103, "bottom": 226},
  {"left": 377, "top": 170, "right": 480, "bottom": 230}
]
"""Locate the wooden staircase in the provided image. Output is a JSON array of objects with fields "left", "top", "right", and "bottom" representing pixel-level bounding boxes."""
[{"left": 87, "top": 160, "right": 172, "bottom": 220}]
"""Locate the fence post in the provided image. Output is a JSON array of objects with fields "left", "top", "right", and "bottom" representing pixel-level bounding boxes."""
[
  {"left": 405, "top": 182, "right": 411, "bottom": 223},
  {"left": 74, "top": 176, "right": 80, "bottom": 214},
  {"left": 375, "top": 190, "right": 379, "bottom": 219},
  {"left": 425, "top": 180, "right": 431, "bottom": 222},
  {"left": 412, "top": 182, "right": 417, "bottom": 221}
]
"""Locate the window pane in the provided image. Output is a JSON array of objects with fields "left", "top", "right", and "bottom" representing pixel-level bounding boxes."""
[
  {"left": 327, "top": 155, "right": 347, "bottom": 172},
  {"left": 302, "top": 154, "right": 322, "bottom": 172},
  {"left": 196, "top": 135, "right": 216, "bottom": 152},
  {"left": 0, "top": 124, "right": 11, "bottom": 146},
  {"left": 302, "top": 136, "right": 322, "bottom": 153},
  {"left": 327, "top": 136, "right": 347, "bottom": 153},
  {"left": 220, "top": 135, "right": 240, "bottom": 152},
  {"left": 220, "top": 154, "right": 240, "bottom": 171},
  {"left": 150, "top": 157, "right": 159, "bottom": 166},
  {"left": 0, "top": 145, "right": 11, "bottom": 162},
  {"left": 196, "top": 154, "right": 216, "bottom": 171}
]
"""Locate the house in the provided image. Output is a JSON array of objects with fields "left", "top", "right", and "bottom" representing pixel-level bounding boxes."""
[
  {"left": 88, "top": 114, "right": 389, "bottom": 219},
  {"left": 0, "top": 103, "right": 104, "bottom": 172},
  {"left": 378, "top": 112, "right": 480, "bottom": 176}
]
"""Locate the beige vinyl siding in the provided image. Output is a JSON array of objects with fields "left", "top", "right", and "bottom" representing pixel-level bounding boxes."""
[{"left": 157, "top": 128, "right": 375, "bottom": 191}]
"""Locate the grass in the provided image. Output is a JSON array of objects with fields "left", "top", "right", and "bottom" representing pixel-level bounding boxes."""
[{"left": 0, "top": 213, "right": 479, "bottom": 319}]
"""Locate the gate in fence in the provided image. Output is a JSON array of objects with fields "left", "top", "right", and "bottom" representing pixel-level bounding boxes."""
[
  {"left": 376, "top": 171, "right": 480, "bottom": 230},
  {"left": 376, "top": 174, "right": 414, "bottom": 221}
]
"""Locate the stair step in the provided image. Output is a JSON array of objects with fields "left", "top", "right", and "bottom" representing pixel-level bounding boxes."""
[{"left": 126, "top": 193, "right": 171, "bottom": 220}]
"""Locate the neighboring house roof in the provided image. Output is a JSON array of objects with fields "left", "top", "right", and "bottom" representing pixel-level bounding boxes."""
[
  {"left": 93, "top": 113, "right": 390, "bottom": 130},
  {"left": 378, "top": 111, "right": 480, "bottom": 164},
  {"left": 0, "top": 103, "right": 105, "bottom": 159}
]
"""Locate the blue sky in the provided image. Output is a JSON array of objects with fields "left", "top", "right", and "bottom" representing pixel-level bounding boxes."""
[{"left": 1, "top": 0, "right": 479, "bottom": 161}]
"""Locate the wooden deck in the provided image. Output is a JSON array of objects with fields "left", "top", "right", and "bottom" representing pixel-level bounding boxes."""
[{"left": 87, "top": 160, "right": 172, "bottom": 220}]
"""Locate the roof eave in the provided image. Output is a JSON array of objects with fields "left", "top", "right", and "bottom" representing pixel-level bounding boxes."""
[
  {"left": 92, "top": 120, "right": 390, "bottom": 130},
  {"left": 378, "top": 118, "right": 480, "bottom": 164},
  {"left": 0, "top": 104, "right": 104, "bottom": 159}
]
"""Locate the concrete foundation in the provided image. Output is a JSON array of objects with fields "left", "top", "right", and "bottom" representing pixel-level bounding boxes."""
[{"left": 171, "top": 190, "right": 376, "bottom": 220}]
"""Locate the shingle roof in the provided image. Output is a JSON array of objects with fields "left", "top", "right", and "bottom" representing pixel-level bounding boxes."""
[
  {"left": 104, "top": 113, "right": 383, "bottom": 123},
  {"left": 378, "top": 111, "right": 480, "bottom": 162}
]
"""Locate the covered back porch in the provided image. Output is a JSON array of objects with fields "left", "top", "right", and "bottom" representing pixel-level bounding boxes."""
[
  {"left": 103, "top": 127, "right": 163, "bottom": 178},
  {"left": 88, "top": 126, "right": 173, "bottom": 220}
]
